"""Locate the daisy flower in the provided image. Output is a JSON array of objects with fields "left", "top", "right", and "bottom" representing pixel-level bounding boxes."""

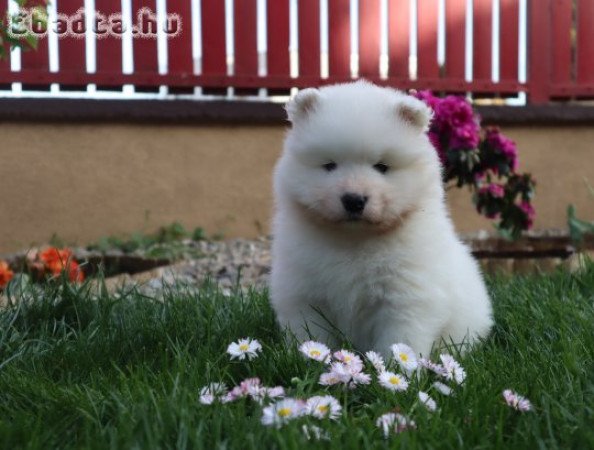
[
  {"left": 432, "top": 381, "right": 453, "bottom": 396},
  {"left": 503, "top": 389, "right": 533, "bottom": 412},
  {"left": 319, "top": 371, "right": 343, "bottom": 386},
  {"left": 227, "top": 338, "right": 262, "bottom": 360},
  {"left": 220, "top": 392, "right": 238, "bottom": 403},
  {"left": 319, "top": 363, "right": 352, "bottom": 386},
  {"left": 328, "top": 362, "right": 354, "bottom": 382},
  {"left": 261, "top": 398, "right": 306, "bottom": 426},
  {"left": 365, "top": 351, "right": 386, "bottom": 373},
  {"left": 418, "top": 391, "right": 437, "bottom": 411},
  {"left": 240, "top": 377, "right": 263, "bottom": 398},
  {"left": 351, "top": 371, "right": 372, "bottom": 386},
  {"left": 199, "top": 383, "right": 227, "bottom": 405},
  {"left": 376, "top": 412, "right": 416, "bottom": 438},
  {"left": 439, "top": 354, "right": 466, "bottom": 384},
  {"left": 265, "top": 386, "right": 286, "bottom": 400},
  {"left": 391, "top": 343, "right": 418, "bottom": 372},
  {"left": 221, "top": 378, "right": 261, "bottom": 402},
  {"left": 378, "top": 371, "right": 409, "bottom": 392},
  {"left": 301, "top": 424, "right": 330, "bottom": 441},
  {"left": 376, "top": 413, "right": 397, "bottom": 438},
  {"left": 419, "top": 357, "right": 448, "bottom": 377},
  {"left": 299, "top": 341, "right": 331, "bottom": 363},
  {"left": 223, "top": 378, "right": 285, "bottom": 404},
  {"left": 305, "top": 395, "right": 342, "bottom": 420},
  {"left": 319, "top": 361, "right": 371, "bottom": 387},
  {"left": 333, "top": 350, "right": 364, "bottom": 371}
]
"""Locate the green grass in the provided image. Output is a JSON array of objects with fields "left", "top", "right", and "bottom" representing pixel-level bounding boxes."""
[{"left": 0, "top": 265, "right": 593, "bottom": 449}]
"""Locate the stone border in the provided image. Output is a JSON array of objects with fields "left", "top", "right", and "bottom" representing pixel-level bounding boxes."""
[{"left": 1, "top": 98, "right": 594, "bottom": 125}]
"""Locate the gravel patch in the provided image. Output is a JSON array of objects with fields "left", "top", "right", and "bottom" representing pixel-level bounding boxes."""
[{"left": 108, "top": 237, "right": 273, "bottom": 297}]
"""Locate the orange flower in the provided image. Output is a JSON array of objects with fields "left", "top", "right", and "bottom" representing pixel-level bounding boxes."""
[
  {"left": 39, "top": 247, "right": 84, "bottom": 283},
  {"left": 39, "top": 247, "right": 73, "bottom": 274},
  {"left": 67, "top": 260, "right": 85, "bottom": 283},
  {"left": 0, "top": 261, "right": 14, "bottom": 288}
]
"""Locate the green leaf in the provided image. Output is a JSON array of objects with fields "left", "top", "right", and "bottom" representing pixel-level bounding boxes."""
[{"left": 568, "top": 204, "right": 594, "bottom": 244}]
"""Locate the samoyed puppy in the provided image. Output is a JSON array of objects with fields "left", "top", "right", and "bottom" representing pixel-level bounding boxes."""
[{"left": 270, "top": 81, "right": 493, "bottom": 358}]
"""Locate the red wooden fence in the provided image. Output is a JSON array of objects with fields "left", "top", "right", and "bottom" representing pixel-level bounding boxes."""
[{"left": 0, "top": 0, "right": 592, "bottom": 103}]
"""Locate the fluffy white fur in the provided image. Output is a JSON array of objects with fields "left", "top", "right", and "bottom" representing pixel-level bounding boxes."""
[{"left": 270, "top": 81, "right": 493, "bottom": 358}]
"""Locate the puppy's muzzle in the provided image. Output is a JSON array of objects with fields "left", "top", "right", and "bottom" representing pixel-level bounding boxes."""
[{"left": 341, "top": 193, "right": 368, "bottom": 216}]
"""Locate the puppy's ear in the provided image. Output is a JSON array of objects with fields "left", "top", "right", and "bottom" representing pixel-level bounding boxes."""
[
  {"left": 395, "top": 97, "right": 433, "bottom": 132},
  {"left": 286, "top": 88, "right": 320, "bottom": 123}
]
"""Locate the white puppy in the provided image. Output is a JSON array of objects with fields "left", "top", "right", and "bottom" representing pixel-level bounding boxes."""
[{"left": 270, "top": 81, "right": 493, "bottom": 358}]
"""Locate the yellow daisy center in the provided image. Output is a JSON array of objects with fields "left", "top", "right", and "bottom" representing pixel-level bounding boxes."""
[
  {"left": 239, "top": 344, "right": 249, "bottom": 351},
  {"left": 389, "top": 376, "right": 401, "bottom": 385},
  {"left": 278, "top": 407, "right": 292, "bottom": 417},
  {"left": 318, "top": 405, "right": 329, "bottom": 414},
  {"left": 344, "top": 356, "right": 351, "bottom": 362},
  {"left": 400, "top": 353, "right": 409, "bottom": 362},
  {"left": 310, "top": 350, "right": 321, "bottom": 357}
]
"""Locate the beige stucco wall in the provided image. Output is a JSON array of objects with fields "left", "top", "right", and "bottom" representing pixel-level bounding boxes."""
[{"left": 0, "top": 122, "right": 593, "bottom": 253}]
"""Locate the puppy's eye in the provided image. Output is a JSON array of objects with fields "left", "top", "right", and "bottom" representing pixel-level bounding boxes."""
[
  {"left": 373, "top": 163, "right": 389, "bottom": 174},
  {"left": 323, "top": 162, "right": 337, "bottom": 172}
]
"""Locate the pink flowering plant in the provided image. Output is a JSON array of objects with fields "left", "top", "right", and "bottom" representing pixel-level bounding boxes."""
[{"left": 416, "top": 91, "right": 536, "bottom": 238}]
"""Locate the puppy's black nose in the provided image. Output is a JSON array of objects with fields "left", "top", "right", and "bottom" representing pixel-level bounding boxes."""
[{"left": 341, "top": 193, "right": 368, "bottom": 214}]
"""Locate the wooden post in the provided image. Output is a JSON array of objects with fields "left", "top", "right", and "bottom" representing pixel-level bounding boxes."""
[{"left": 528, "top": 0, "right": 551, "bottom": 104}]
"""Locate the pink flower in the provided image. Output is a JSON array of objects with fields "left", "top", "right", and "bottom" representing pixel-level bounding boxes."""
[
  {"left": 486, "top": 183, "right": 505, "bottom": 198},
  {"left": 419, "top": 355, "right": 466, "bottom": 384},
  {"left": 333, "top": 350, "right": 363, "bottom": 372},
  {"left": 437, "top": 95, "right": 476, "bottom": 128},
  {"left": 415, "top": 90, "right": 441, "bottom": 110},
  {"left": 503, "top": 389, "right": 533, "bottom": 412},
  {"left": 518, "top": 201, "right": 535, "bottom": 229},
  {"left": 417, "top": 92, "right": 480, "bottom": 160},
  {"left": 439, "top": 354, "right": 466, "bottom": 384},
  {"left": 221, "top": 378, "right": 284, "bottom": 404},
  {"left": 265, "top": 386, "right": 286, "bottom": 399},
  {"left": 476, "top": 183, "right": 506, "bottom": 219},
  {"left": 319, "top": 356, "right": 371, "bottom": 388},
  {"left": 485, "top": 127, "right": 518, "bottom": 172},
  {"left": 419, "top": 357, "right": 448, "bottom": 377},
  {"left": 450, "top": 122, "right": 480, "bottom": 149}
]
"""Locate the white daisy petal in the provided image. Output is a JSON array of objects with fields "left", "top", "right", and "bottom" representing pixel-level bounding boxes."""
[
  {"left": 439, "top": 354, "right": 466, "bottom": 384},
  {"left": 319, "top": 371, "right": 342, "bottom": 386},
  {"left": 418, "top": 391, "right": 437, "bottom": 411},
  {"left": 198, "top": 382, "right": 227, "bottom": 404},
  {"left": 378, "top": 371, "right": 409, "bottom": 392},
  {"left": 227, "top": 338, "right": 263, "bottom": 360},
  {"left": 299, "top": 341, "right": 331, "bottom": 362},
  {"left": 302, "top": 424, "right": 330, "bottom": 441},
  {"left": 391, "top": 343, "right": 418, "bottom": 372},
  {"left": 376, "top": 412, "right": 416, "bottom": 437},
  {"left": 365, "top": 351, "right": 386, "bottom": 373},
  {"left": 261, "top": 398, "right": 306, "bottom": 426},
  {"left": 305, "top": 395, "right": 342, "bottom": 420},
  {"left": 432, "top": 381, "right": 453, "bottom": 396}
]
